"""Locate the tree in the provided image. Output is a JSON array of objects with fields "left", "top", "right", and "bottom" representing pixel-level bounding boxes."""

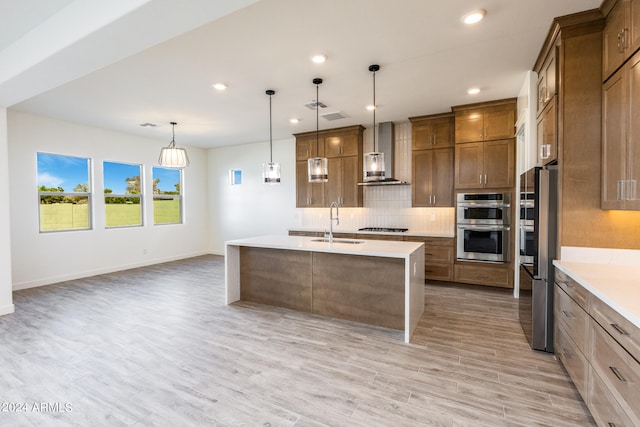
[
  {"left": 38, "top": 185, "right": 65, "bottom": 204},
  {"left": 74, "top": 183, "right": 89, "bottom": 193},
  {"left": 125, "top": 175, "right": 140, "bottom": 194},
  {"left": 153, "top": 178, "right": 160, "bottom": 194}
]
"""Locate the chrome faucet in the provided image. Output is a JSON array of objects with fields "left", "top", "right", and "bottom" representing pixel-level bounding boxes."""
[{"left": 329, "top": 201, "right": 339, "bottom": 243}]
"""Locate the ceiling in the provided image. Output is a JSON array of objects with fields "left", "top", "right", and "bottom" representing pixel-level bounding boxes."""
[{"left": 2, "top": 0, "right": 602, "bottom": 148}]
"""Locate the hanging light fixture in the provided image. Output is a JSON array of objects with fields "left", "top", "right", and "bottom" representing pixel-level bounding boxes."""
[
  {"left": 363, "top": 64, "right": 385, "bottom": 182},
  {"left": 158, "top": 122, "right": 190, "bottom": 168},
  {"left": 307, "top": 78, "right": 328, "bottom": 183},
  {"left": 262, "top": 89, "right": 281, "bottom": 184}
]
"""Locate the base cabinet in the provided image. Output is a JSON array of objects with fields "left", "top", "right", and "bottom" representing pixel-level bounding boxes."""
[
  {"left": 454, "top": 262, "right": 512, "bottom": 288},
  {"left": 554, "top": 267, "right": 640, "bottom": 427},
  {"left": 404, "top": 236, "right": 454, "bottom": 282}
]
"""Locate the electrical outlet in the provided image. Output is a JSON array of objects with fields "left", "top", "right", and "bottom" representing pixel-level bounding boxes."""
[{"left": 430, "top": 214, "right": 436, "bottom": 222}]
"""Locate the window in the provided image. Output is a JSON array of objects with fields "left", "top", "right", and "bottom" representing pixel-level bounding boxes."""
[
  {"left": 37, "top": 153, "right": 91, "bottom": 232},
  {"left": 152, "top": 167, "right": 183, "bottom": 225},
  {"left": 104, "top": 161, "right": 142, "bottom": 228}
]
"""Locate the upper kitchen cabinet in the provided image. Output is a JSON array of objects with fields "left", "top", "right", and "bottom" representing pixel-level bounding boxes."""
[
  {"left": 537, "top": 100, "right": 558, "bottom": 165},
  {"left": 455, "top": 139, "right": 515, "bottom": 189},
  {"left": 602, "top": 49, "right": 640, "bottom": 210},
  {"left": 453, "top": 100, "right": 516, "bottom": 144},
  {"left": 537, "top": 43, "right": 558, "bottom": 115},
  {"left": 535, "top": 37, "right": 559, "bottom": 166},
  {"left": 409, "top": 113, "right": 454, "bottom": 150},
  {"left": 602, "top": 0, "right": 640, "bottom": 81},
  {"left": 294, "top": 125, "right": 364, "bottom": 208},
  {"left": 410, "top": 113, "right": 455, "bottom": 207}
]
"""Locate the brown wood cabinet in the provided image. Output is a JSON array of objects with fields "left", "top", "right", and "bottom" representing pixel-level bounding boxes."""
[
  {"left": 536, "top": 100, "right": 557, "bottom": 165},
  {"left": 603, "top": 0, "right": 640, "bottom": 82},
  {"left": 294, "top": 125, "right": 364, "bottom": 208},
  {"left": 454, "top": 139, "right": 515, "bottom": 189},
  {"left": 602, "top": 49, "right": 640, "bottom": 210},
  {"left": 537, "top": 46, "right": 558, "bottom": 115},
  {"left": 405, "top": 236, "right": 454, "bottom": 282},
  {"left": 453, "top": 100, "right": 516, "bottom": 143},
  {"left": 454, "top": 262, "right": 512, "bottom": 288},
  {"left": 409, "top": 113, "right": 454, "bottom": 150},
  {"left": 412, "top": 148, "right": 454, "bottom": 207},
  {"left": 554, "top": 266, "right": 640, "bottom": 427}
]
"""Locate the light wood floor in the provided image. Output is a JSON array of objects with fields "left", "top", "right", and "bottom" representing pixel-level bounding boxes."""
[{"left": 0, "top": 255, "right": 594, "bottom": 426}]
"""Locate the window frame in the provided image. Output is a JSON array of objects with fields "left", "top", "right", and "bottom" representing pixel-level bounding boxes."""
[
  {"left": 152, "top": 166, "right": 184, "bottom": 225},
  {"left": 37, "top": 152, "right": 92, "bottom": 233},
  {"left": 103, "top": 161, "right": 144, "bottom": 229}
]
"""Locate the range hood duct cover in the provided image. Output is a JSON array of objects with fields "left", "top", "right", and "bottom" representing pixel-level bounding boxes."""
[{"left": 359, "top": 121, "right": 409, "bottom": 186}]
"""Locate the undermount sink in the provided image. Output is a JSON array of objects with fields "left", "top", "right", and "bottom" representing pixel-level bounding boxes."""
[{"left": 311, "top": 238, "right": 365, "bottom": 244}]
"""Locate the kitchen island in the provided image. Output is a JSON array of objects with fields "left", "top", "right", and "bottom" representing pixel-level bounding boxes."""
[{"left": 225, "top": 235, "right": 425, "bottom": 343}]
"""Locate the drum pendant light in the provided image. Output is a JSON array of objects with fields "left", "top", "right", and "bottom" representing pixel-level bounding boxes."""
[
  {"left": 363, "top": 64, "right": 385, "bottom": 182},
  {"left": 158, "top": 122, "right": 190, "bottom": 168},
  {"left": 307, "top": 78, "right": 328, "bottom": 183},
  {"left": 262, "top": 89, "right": 281, "bottom": 184}
]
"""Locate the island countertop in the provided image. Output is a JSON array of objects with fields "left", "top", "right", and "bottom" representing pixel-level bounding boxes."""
[{"left": 225, "top": 234, "right": 424, "bottom": 259}]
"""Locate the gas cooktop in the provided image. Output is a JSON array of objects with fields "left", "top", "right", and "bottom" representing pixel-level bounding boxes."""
[{"left": 358, "top": 227, "right": 409, "bottom": 233}]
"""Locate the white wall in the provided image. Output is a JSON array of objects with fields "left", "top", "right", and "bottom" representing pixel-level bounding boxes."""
[
  {"left": 8, "top": 111, "right": 210, "bottom": 290},
  {"left": 0, "top": 108, "right": 15, "bottom": 314},
  {"left": 208, "top": 137, "right": 297, "bottom": 254}
]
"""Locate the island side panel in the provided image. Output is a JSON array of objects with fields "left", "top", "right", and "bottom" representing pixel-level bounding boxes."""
[
  {"left": 239, "top": 247, "right": 313, "bottom": 312},
  {"left": 225, "top": 244, "right": 240, "bottom": 304},
  {"left": 406, "top": 246, "right": 425, "bottom": 343},
  {"left": 312, "top": 252, "right": 405, "bottom": 330}
]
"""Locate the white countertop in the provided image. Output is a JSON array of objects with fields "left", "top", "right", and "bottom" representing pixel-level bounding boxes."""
[
  {"left": 553, "top": 260, "right": 640, "bottom": 329},
  {"left": 289, "top": 228, "right": 455, "bottom": 238},
  {"left": 226, "top": 234, "right": 424, "bottom": 258}
]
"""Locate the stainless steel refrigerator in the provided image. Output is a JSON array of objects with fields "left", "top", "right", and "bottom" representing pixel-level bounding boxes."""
[{"left": 518, "top": 165, "right": 558, "bottom": 352}]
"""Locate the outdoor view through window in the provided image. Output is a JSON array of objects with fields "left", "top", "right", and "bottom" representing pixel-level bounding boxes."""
[
  {"left": 152, "top": 167, "right": 182, "bottom": 225},
  {"left": 37, "top": 153, "right": 91, "bottom": 232},
  {"left": 104, "top": 161, "right": 142, "bottom": 227}
]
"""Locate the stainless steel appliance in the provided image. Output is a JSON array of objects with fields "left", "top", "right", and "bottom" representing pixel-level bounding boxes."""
[
  {"left": 519, "top": 170, "right": 535, "bottom": 265},
  {"left": 456, "top": 192, "right": 510, "bottom": 262},
  {"left": 518, "top": 166, "right": 558, "bottom": 353}
]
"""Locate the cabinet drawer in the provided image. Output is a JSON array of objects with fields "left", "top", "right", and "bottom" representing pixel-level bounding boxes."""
[
  {"left": 425, "top": 245, "right": 454, "bottom": 264},
  {"left": 454, "top": 263, "right": 512, "bottom": 288},
  {"left": 590, "top": 296, "right": 640, "bottom": 363},
  {"left": 555, "top": 284, "right": 590, "bottom": 352},
  {"left": 590, "top": 320, "right": 640, "bottom": 422},
  {"left": 555, "top": 322, "right": 589, "bottom": 399},
  {"left": 555, "top": 268, "right": 589, "bottom": 310},
  {"left": 589, "top": 366, "right": 638, "bottom": 427},
  {"left": 425, "top": 263, "right": 452, "bottom": 282}
]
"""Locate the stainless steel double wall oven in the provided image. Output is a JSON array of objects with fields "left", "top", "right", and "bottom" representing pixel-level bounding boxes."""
[{"left": 456, "top": 192, "right": 511, "bottom": 262}]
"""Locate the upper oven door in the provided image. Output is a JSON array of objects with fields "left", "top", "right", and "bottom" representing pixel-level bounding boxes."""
[{"left": 457, "top": 204, "right": 510, "bottom": 225}]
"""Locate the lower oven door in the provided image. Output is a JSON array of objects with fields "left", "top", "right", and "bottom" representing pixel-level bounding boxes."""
[{"left": 457, "top": 225, "right": 510, "bottom": 262}]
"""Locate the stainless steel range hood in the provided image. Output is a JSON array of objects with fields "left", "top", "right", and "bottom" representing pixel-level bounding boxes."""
[{"left": 358, "top": 122, "right": 409, "bottom": 186}]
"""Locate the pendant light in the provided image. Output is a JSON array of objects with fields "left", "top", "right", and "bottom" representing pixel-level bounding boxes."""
[
  {"left": 363, "top": 64, "right": 385, "bottom": 182},
  {"left": 262, "top": 89, "right": 281, "bottom": 184},
  {"left": 307, "top": 78, "right": 328, "bottom": 183},
  {"left": 158, "top": 122, "right": 190, "bottom": 168}
]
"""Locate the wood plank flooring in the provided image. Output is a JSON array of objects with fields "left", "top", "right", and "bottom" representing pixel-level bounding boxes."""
[{"left": 0, "top": 255, "right": 594, "bottom": 426}]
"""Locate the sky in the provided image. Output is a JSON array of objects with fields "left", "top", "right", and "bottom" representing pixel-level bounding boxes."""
[{"left": 37, "top": 153, "right": 180, "bottom": 194}]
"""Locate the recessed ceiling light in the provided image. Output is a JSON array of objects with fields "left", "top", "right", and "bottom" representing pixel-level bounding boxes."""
[
  {"left": 290, "top": 118, "right": 300, "bottom": 124},
  {"left": 311, "top": 54, "right": 327, "bottom": 64},
  {"left": 462, "top": 9, "right": 486, "bottom": 25},
  {"left": 467, "top": 87, "right": 481, "bottom": 95},
  {"left": 212, "top": 83, "right": 227, "bottom": 91}
]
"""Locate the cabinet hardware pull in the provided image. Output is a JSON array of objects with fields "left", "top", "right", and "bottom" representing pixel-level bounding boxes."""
[
  {"left": 609, "top": 366, "right": 627, "bottom": 382},
  {"left": 560, "top": 280, "right": 572, "bottom": 288},
  {"left": 608, "top": 423, "right": 617, "bottom": 427},
  {"left": 433, "top": 195, "right": 436, "bottom": 205},
  {"left": 433, "top": 135, "right": 437, "bottom": 145},
  {"left": 562, "top": 310, "right": 573, "bottom": 319},
  {"left": 480, "top": 174, "right": 483, "bottom": 184},
  {"left": 611, "top": 323, "right": 628, "bottom": 336},
  {"left": 617, "top": 180, "right": 624, "bottom": 201}
]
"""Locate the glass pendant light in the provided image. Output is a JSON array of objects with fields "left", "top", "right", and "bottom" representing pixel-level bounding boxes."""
[
  {"left": 308, "top": 78, "right": 328, "bottom": 183},
  {"left": 158, "top": 122, "right": 190, "bottom": 168},
  {"left": 363, "top": 64, "right": 385, "bottom": 182},
  {"left": 262, "top": 89, "right": 281, "bottom": 184}
]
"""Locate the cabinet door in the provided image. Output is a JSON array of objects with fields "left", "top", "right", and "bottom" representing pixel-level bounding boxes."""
[
  {"left": 603, "top": 0, "right": 628, "bottom": 81},
  {"left": 484, "top": 109, "right": 515, "bottom": 141},
  {"left": 324, "top": 157, "right": 342, "bottom": 205},
  {"left": 325, "top": 134, "right": 359, "bottom": 158},
  {"left": 538, "top": 101, "right": 557, "bottom": 165},
  {"left": 296, "top": 161, "right": 324, "bottom": 207},
  {"left": 455, "top": 113, "right": 484, "bottom": 143},
  {"left": 628, "top": 50, "right": 640, "bottom": 209},
  {"left": 296, "top": 136, "right": 324, "bottom": 160},
  {"left": 432, "top": 118, "right": 454, "bottom": 148},
  {"left": 537, "top": 51, "right": 557, "bottom": 114},
  {"left": 412, "top": 150, "right": 433, "bottom": 206},
  {"left": 484, "top": 139, "right": 515, "bottom": 188},
  {"left": 455, "top": 142, "right": 484, "bottom": 188},
  {"left": 340, "top": 156, "right": 360, "bottom": 207},
  {"left": 432, "top": 148, "right": 454, "bottom": 206},
  {"left": 602, "top": 66, "right": 626, "bottom": 209},
  {"left": 632, "top": 0, "right": 640, "bottom": 54},
  {"left": 412, "top": 124, "right": 433, "bottom": 150}
]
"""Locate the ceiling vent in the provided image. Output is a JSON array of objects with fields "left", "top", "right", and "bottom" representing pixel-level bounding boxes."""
[
  {"left": 321, "top": 111, "right": 347, "bottom": 121},
  {"left": 304, "top": 100, "right": 327, "bottom": 110}
]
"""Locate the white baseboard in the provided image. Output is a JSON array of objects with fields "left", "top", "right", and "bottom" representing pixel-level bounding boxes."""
[
  {"left": 12, "top": 250, "right": 216, "bottom": 291},
  {"left": 0, "top": 303, "right": 15, "bottom": 316}
]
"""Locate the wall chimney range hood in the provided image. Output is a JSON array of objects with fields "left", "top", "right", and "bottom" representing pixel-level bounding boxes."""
[{"left": 358, "top": 122, "right": 409, "bottom": 186}]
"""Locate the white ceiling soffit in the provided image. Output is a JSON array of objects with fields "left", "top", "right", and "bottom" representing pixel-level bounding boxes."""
[
  {"left": 0, "top": 0, "right": 258, "bottom": 106},
  {"left": 5, "top": 0, "right": 602, "bottom": 148}
]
